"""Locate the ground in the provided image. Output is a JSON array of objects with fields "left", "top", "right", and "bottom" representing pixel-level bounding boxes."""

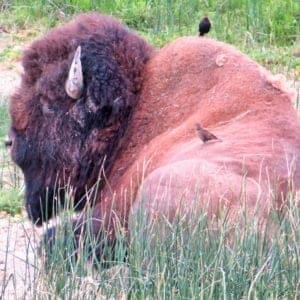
[
  {"left": 0, "top": 30, "right": 40, "bottom": 299},
  {"left": 0, "top": 31, "right": 23, "bottom": 103},
  {"left": 0, "top": 212, "right": 42, "bottom": 299}
]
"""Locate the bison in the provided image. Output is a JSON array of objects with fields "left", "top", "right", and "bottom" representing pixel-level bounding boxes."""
[{"left": 7, "top": 13, "right": 300, "bottom": 255}]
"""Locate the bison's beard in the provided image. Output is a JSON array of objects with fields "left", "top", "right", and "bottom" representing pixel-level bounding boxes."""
[
  {"left": 25, "top": 184, "right": 65, "bottom": 226},
  {"left": 25, "top": 180, "right": 93, "bottom": 225},
  {"left": 23, "top": 155, "right": 105, "bottom": 225},
  {"left": 24, "top": 168, "right": 94, "bottom": 225}
]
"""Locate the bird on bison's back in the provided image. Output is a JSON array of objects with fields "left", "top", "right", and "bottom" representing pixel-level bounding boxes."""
[{"left": 199, "top": 17, "right": 211, "bottom": 36}]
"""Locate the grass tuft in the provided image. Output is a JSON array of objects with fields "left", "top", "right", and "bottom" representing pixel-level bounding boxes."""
[{"left": 1, "top": 191, "right": 299, "bottom": 298}]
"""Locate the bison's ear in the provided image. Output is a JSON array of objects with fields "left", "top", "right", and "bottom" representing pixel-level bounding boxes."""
[{"left": 65, "top": 46, "right": 83, "bottom": 100}]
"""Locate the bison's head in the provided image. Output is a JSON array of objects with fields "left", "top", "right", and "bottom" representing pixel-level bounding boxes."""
[{"left": 7, "top": 13, "right": 152, "bottom": 225}]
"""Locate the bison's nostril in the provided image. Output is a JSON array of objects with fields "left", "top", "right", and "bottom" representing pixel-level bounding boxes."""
[{"left": 4, "top": 140, "right": 12, "bottom": 147}]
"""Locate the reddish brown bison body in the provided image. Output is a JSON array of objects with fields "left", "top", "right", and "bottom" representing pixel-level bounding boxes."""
[{"left": 8, "top": 13, "right": 300, "bottom": 252}]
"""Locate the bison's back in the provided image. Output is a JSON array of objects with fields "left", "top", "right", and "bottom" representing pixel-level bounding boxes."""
[
  {"left": 108, "top": 37, "right": 300, "bottom": 224},
  {"left": 140, "top": 37, "right": 296, "bottom": 132}
]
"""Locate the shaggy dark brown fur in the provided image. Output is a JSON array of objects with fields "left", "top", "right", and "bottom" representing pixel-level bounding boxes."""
[{"left": 9, "top": 13, "right": 153, "bottom": 224}]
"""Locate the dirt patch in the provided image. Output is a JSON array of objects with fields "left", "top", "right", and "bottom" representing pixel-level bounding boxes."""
[
  {"left": 0, "top": 212, "right": 43, "bottom": 299},
  {"left": 0, "top": 40, "right": 37, "bottom": 293},
  {"left": 0, "top": 65, "right": 22, "bottom": 103},
  {"left": 0, "top": 31, "right": 26, "bottom": 104},
  {"left": 0, "top": 32, "right": 34, "bottom": 299}
]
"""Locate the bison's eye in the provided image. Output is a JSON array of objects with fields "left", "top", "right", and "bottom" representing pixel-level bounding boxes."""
[
  {"left": 8, "top": 129, "right": 31, "bottom": 168},
  {"left": 4, "top": 140, "right": 12, "bottom": 147},
  {"left": 5, "top": 130, "right": 15, "bottom": 148},
  {"left": 41, "top": 98, "right": 54, "bottom": 115}
]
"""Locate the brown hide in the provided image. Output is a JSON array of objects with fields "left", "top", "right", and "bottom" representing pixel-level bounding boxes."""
[
  {"left": 8, "top": 13, "right": 154, "bottom": 225},
  {"left": 96, "top": 37, "right": 300, "bottom": 229}
]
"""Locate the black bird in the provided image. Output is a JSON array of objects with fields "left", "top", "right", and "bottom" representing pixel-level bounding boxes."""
[{"left": 199, "top": 17, "right": 211, "bottom": 36}]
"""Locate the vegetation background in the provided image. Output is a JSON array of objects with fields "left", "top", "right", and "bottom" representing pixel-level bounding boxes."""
[{"left": 0, "top": 0, "right": 299, "bottom": 298}]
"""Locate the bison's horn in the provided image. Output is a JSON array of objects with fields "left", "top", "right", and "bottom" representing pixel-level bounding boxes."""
[{"left": 65, "top": 46, "right": 83, "bottom": 99}]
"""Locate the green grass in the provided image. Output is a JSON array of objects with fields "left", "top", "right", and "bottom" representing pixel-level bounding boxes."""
[
  {"left": 1, "top": 193, "right": 299, "bottom": 298},
  {"left": 0, "top": 103, "right": 23, "bottom": 214},
  {"left": 0, "top": 103, "right": 9, "bottom": 139},
  {"left": 0, "top": 187, "right": 23, "bottom": 215},
  {"left": 0, "top": 0, "right": 299, "bottom": 72},
  {"left": 0, "top": 46, "right": 21, "bottom": 62},
  {"left": 0, "top": 0, "right": 299, "bottom": 47}
]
